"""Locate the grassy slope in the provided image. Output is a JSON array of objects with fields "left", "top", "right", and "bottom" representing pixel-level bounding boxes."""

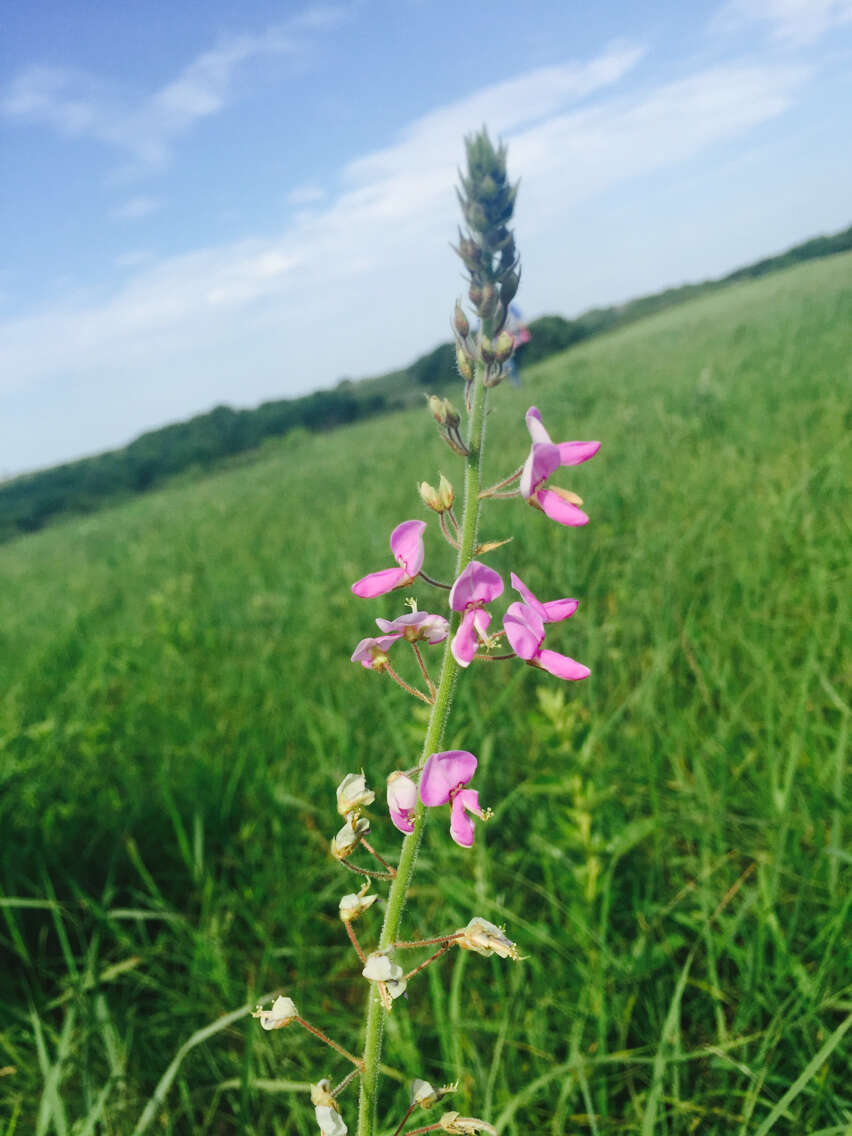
[{"left": 0, "top": 252, "right": 849, "bottom": 1134}]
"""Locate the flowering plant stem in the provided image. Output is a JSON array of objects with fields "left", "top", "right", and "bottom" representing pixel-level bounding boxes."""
[{"left": 356, "top": 371, "right": 490, "bottom": 1136}]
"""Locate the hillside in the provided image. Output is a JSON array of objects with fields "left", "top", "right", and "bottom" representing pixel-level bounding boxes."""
[
  {"left": 1, "top": 251, "right": 850, "bottom": 1132},
  {"left": 1, "top": 222, "right": 850, "bottom": 543}
]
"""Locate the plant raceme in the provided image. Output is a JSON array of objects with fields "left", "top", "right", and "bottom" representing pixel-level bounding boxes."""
[{"left": 253, "top": 130, "right": 600, "bottom": 1136}]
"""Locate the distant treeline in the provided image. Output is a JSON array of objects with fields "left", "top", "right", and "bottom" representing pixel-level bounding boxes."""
[{"left": 2, "top": 222, "right": 850, "bottom": 543}]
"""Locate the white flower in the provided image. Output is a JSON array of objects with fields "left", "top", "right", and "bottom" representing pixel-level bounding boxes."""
[
  {"left": 456, "top": 917, "right": 518, "bottom": 960},
  {"left": 339, "top": 887, "right": 379, "bottom": 923},
  {"left": 252, "top": 994, "right": 298, "bottom": 1030},
  {"left": 439, "top": 1112, "right": 496, "bottom": 1134},
  {"left": 412, "top": 1079, "right": 438, "bottom": 1107},
  {"left": 331, "top": 815, "right": 370, "bottom": 859},
  {"left": 362, "top": 951, "right": 407, "bottom": 999},
  {"left": 336, "top": 772, "right": 375, "bottom": 817},
  {"left": 315, "top": 1103, "right": 348, "bottom": 1136}
]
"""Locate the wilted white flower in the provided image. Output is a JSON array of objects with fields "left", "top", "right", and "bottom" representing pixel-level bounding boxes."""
[
  {"left": 311, "top": 1079, "right": 334, "bottom": 1107},
  {"left": 339, "top": 886, "right": 379, "bottom": 923},
  {"left": 362, "top": 951, "right": 407, "bottom": 999},
  {"left": 336, "top": 772, "right": 375, "bottom": 817},
  {"left": 315, "top": 1103, "right": 348, "bottom": 1136},
  {"left": 252, "top": 994, "right": 298, "bottom": 1030},
  {"left": 439, "top": 1112, "right": 497, "bottom": 1134},
  {"left": 456, "top": 917, "right": 519, "bottom": 960},
  {"left": 411, "top": 1079, "right": 458, "bottom": 1108},
  {"left": 331, "top": 815, "right": 370, "bottom": 860}
]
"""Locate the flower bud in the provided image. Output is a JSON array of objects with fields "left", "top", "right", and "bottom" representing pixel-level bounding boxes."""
[
  {"left": 419, "top": 481, "right": 442, "bottom": 512},
  {"left": 428, "top": 394, "right": 448, "bottom": 424},
  {"left": 468, "top": 282, "right": 483, "bottom": 307},
  {"left": 500, "top": 270, "right": 520, "bottom": 307},
  {"left": 455, "top": 347, "right": 473, "bottom": 383},
  {"left": 336, "top": 772, "right": 375, "bottom": 817},
  {"left": 331, "top": 815, "right": 370, "bottom": 860},
  {"left": 456, "top": 917, "right": 519, "bottom": 960},
  {"left": 339, "top": 886, "right": 379, "bottom": 923},
  {"left": 252, "top": 994, "right": 299, "bottom": 1030},
  {"left": 453, "top": 300, "right": 470, "bottom": 338},
  {"left": 479, "top": 336, "right": 495, "bottom": 365},
  {"left": 437, "top": 474, "right": 454, "bottom": 511},
  {"left": 494, "top": 330, "right": 514, "bottom": 363},
  {"left": 478, "top": 283, "right": 497, "bottom": 318}
]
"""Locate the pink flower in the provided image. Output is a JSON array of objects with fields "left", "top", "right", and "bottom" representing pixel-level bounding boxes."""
[
  {"left": 375, "top": 611, "right": 449, "bottom": 643},
  {"left": 419, "top": 750, "right": 488, "bottom": 847},
  {"left": 510, "top": 572, "right": 579, "bottom": 623},
  {"left": 352, "top": 520, "right": 427, "bottom": 598},
  {"left": 449, "top": 561, "right": 504, "bottom": 667},
  {"left": 352, "top": 612, "right": 447, "bottom": 671},
  {"left": 351, "top": 635, "right": 400, "bottom": 670},
  {"left": 387, "top": 771, "right": 418, "bottom": 833},
  {"left": 503, "top": 601, "right": 590, "bottom": 681},
  {"left": 520, "top": 407, "right": 600, "bottom": 526}
]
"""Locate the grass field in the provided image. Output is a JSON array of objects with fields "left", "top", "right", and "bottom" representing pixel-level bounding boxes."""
[{"left": 1, "top": 251, "right": 850, "bottom": 1134}]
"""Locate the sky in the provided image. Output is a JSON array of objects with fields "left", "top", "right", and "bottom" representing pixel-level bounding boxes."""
[{"left": 2, "top": 0, "right": 851, "bottom": 477}]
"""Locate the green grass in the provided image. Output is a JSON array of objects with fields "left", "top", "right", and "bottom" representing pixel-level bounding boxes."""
[{"left": 1, "top": 252, "right": 850, "bottom": 1134}]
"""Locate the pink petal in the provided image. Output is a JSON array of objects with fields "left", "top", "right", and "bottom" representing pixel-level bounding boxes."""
[
  {"left": 536, "top": 648, "right": 591, "bottom": 681},
  {"left": 449, "top": 561, "right": 504, "bottom": 611},
  {"left": 541, "top": 598, "right": 579, "bottom": 622},
  {"left": 525, "top": 406, "right": 552, "bottom": 446},
  {"left": 503, "top": 602, "right": 544, "bottom": 660},
  {"left": 537, "top": 488, "right": 590, "bottom": 526},
  {"left": 389, "top": 807, "right": 415, "bottom": 834},
  {"left": 557, "top": 440, "right": 601, "bottom": 466},
  {"left": 376, "top": 611, "right": 449, "bottom": 643},
  {"left": 449, "top": 789, "right": 482, "bottom": 848},
  {"left": 451, "top": 609, "right": 478, "bottom": 667},
  {"left": 390, "top": 520, "right": 427, "bottom": 577},
  {"left": 509, "top": 572, "right": 546, "bottom": 619},
  {"left": 352, "top": 567, "right": 407, "bottom": 597},
  {"left": 520, "top": 442, "right": 561, "bottom": 499},
  {"left": 420, "top": 750, "right": 477, "bottom": 806}
]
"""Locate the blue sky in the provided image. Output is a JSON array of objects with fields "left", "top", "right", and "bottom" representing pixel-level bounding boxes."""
[{"left": 2, "top": 0, "right": 851, "bottom": 476}]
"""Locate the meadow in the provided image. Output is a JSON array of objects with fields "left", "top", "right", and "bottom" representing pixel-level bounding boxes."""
[{"left": 0, "top": 251, "right": 849, "bottom": 1134}]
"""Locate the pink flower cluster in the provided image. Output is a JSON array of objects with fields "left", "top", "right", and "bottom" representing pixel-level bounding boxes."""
[
  {"left": 347, "top": 406, "right": 599, "bottom": 851},
  {"left": 445, "top": 561, "right": 589, "bottom": 679},
  {"left": 387, "top": 750, "right": 487, "bottom": 847}
]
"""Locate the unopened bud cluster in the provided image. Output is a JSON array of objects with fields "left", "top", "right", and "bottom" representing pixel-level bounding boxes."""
[
  {"left": 450, "top": 130, "right": 521, "bottom": 392},
  {"left": 428, "top": 395, "right": 470, "bottom": 457},
  {"left": 419, "top": 474, "right": 454, "bottom": 513}
]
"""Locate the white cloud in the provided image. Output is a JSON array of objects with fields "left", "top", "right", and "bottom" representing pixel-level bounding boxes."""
[
  {"left": 111, "top": 195, "right": 161, "bottom": 221},
  {"left": 714, "top": 0, "right": 852, "bottom": 44},
  {"left": 0, "top": 47, "right": 812, "bottom": 473},
  {"left": 0, "top": 7, "right": 350, "bottom": 170}
]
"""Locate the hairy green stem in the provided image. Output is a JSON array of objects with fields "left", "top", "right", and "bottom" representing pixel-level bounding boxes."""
[{"left": 356, "top": 373, "right": 489, "bottom": 1136}]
